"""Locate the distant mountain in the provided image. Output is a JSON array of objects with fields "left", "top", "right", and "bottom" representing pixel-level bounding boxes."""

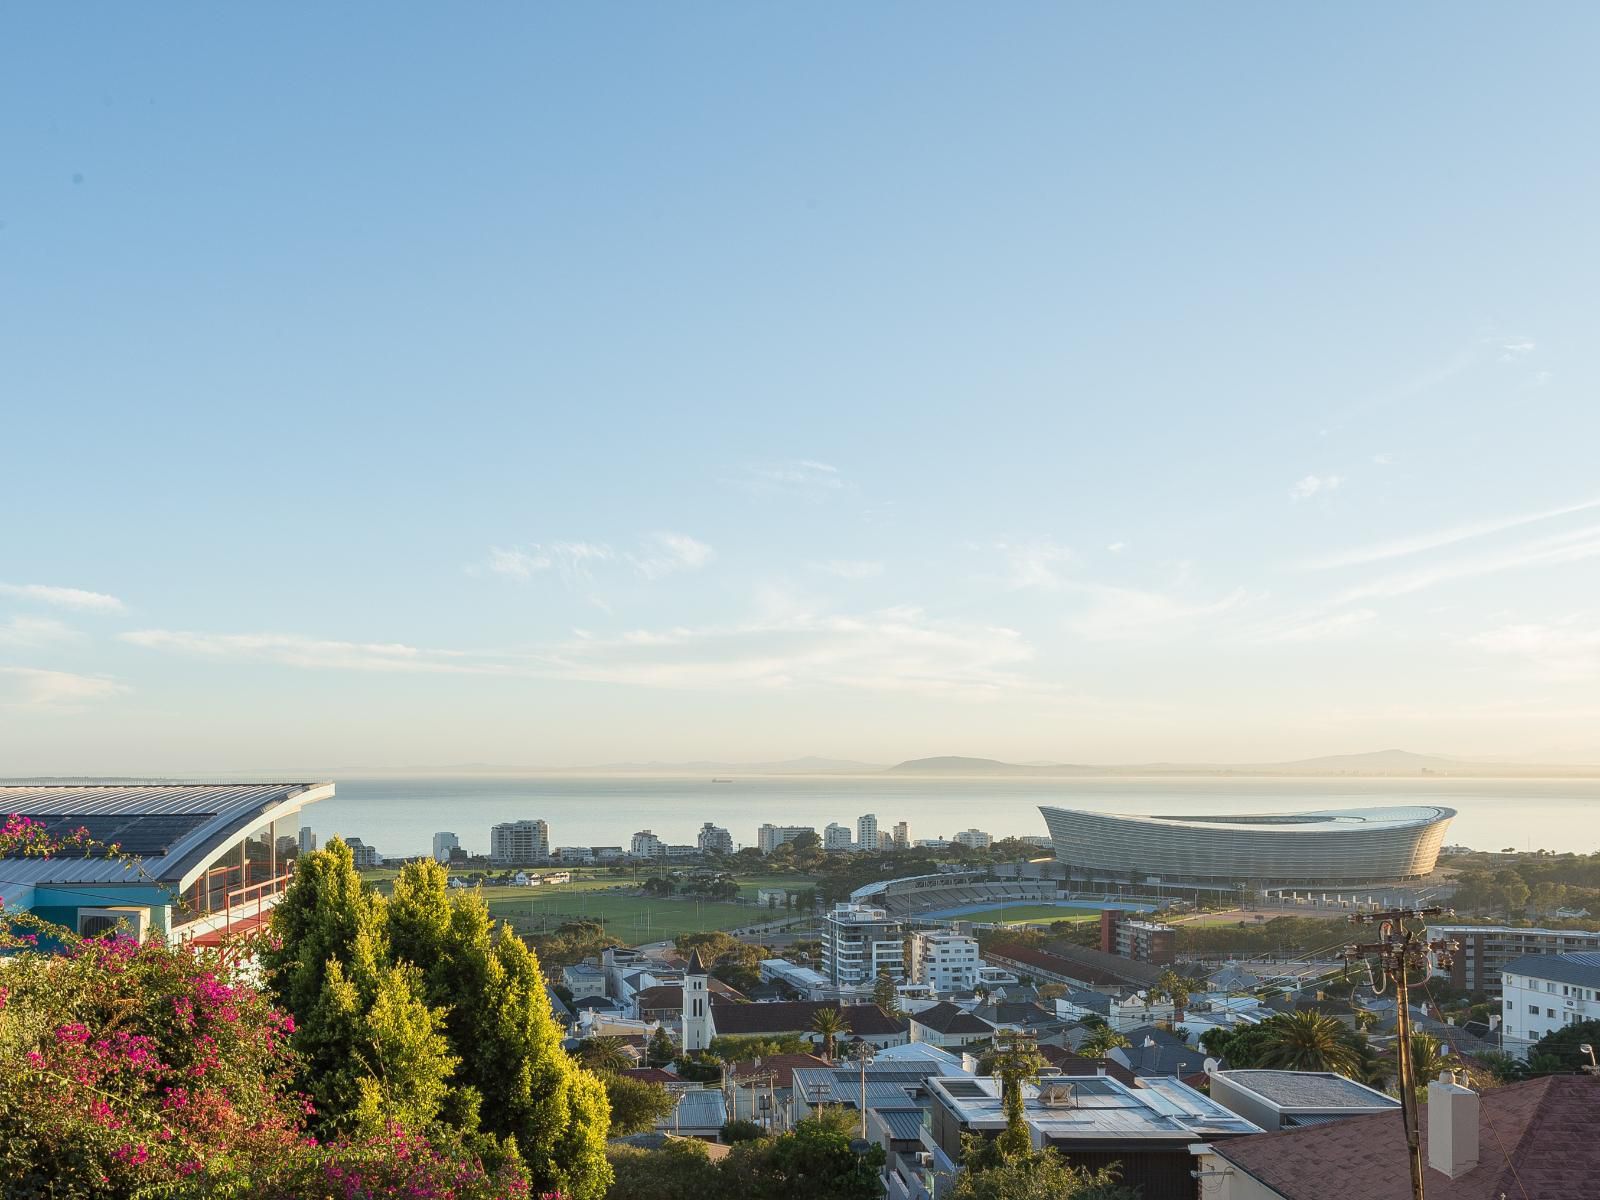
[
  {"left": 1264, "top": 749, "right": 1462, "bottom": 772},
  {"left": 591, "top": 756, "right": 884, "bottom": 774},
  {"left": 888, "top": 756, "right": 1073, "bottom": 774},
  {"left": 886, "top": 749, "right": 1600, "bottom": 778}
]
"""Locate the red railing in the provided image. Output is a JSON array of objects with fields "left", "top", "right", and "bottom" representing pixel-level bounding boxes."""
[{"left": 221, "top": 871, "right": 294, "bottom": 940}]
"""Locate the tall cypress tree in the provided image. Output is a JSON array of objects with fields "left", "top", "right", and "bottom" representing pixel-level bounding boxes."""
[{"left": 386, "top": 859, "right": 613, "bottom": 1200}]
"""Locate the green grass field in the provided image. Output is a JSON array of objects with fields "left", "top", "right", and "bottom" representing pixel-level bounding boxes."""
[
  {"left": 486, "top": 889, "right": 758, "bottom": 942},
  {"left": 959, "top": 904, "right": 1099, "bottom": 926}
]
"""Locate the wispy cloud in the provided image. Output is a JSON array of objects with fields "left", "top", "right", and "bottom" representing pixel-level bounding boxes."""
[
  {"left": 1338, "top": 523, "right": 1600, "bottom": 602},
  {"left": 0, "top": 615, "right": 81, "bottom": 648},
  {"left": 1301, "top": 496, "right": 1600, "bottom": 571},
  {"left": 1463, "top": 618, "right": 1600, "bottom": 682},
  {"left": 0, "top": 667, "right": 126, "bottom": 712},
  {"left": 736, "top": 459, "right": 848, "bottom": 498},
  {"left": 1499, "top": 337, "right": 1536, "bottom": 361},
  {"left": 1289, "top": 473, "right": 1343, "bottom": 501},
  {"left": 0, "top": 583, "right": 124, "bottom": 613},
  {"left": 996, "top": 539, "right": 1073, "bottom": 590},
  {"left": 628, "top": 532, "right": 714, "bottom": 580},
  {"left": 1106, "top": 542, "right": 1127, "bottom": 554},
  {"left": 1248, "top": 607, "right": 1378, "bottom": 644},
  {"left": 1371, "top": 452, "right": 1394, "bottom": 466},
  {"left": 809, "top": 559, "right": 884, "bottom": 579},
  {"left": 121, "top": 607, "right": 1037, "bottom": 701},
  {"left": 120, "top": 630, "right": 511, "bottom": 675},
  {"left": 1063, "top": 583, "right": 1252, "bottom": 642}
]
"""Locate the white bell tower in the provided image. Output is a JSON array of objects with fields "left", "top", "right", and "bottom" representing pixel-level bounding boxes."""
[{"left": 681, "top": 948, "right": 715, "bottom": 1053}]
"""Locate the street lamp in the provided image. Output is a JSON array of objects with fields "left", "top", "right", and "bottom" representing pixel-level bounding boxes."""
[{"left": 1581, "top": 1043, "right": 1597, "bottom": 1069}]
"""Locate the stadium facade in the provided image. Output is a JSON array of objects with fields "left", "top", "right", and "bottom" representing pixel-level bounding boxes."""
[{"left": 1038, "top": 805, "right": 1454, "bottom": 893}]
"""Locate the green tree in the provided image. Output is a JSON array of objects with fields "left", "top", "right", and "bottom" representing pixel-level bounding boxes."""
[
  {"left": 601, "top": 1072, "right": 679, "bottom": 1135},
  {"left": 724, "top": 1113, "right": 884, "bottom": 1200},
  {"left": 992, "top": 1036, "right": 1044, "bottom": 1162},
  {"left": 579, "top": 1035, "right": 632, "bottom": 1073},
  {"left": 1407, "top": 1033, "right": 1451, "bottom": 1087},
  {"left": 873, "top": 970, "right": 900, "bottom": 1015},
  {"left": 262, "top": 836, "right": 385, "bottom": 1020},
  {"left": 648, "top": 1025, "right": 678, "bottom": 1068},
  {"left": 810, "top": 1006, "right": 846, "bottom": 1060},
  {"left": 608, "top": 1139, "right": 724, "bottom": 1200},
  {"left": 1523, "top": 1017, "right": 1600, "bottom": 1075},
  {"left": 950, "top": 1148, "right": 1135, "bottom": 1200},
  {"left": 1153, "top": 969, "right": 1191, "bottom": 1020},
  {"left": 1255, "top": 1010, "right": 1364, "bottom": 1075},
  {"left": 1080, "top": 1025, "right": 1131, "bottom": 1058}
]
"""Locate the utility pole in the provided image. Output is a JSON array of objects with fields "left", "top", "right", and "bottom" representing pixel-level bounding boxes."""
[
  {"left": 855, "top": 1040, "right": 876, "bottom": 1141},
  {"left": 1344, "top": 907, "right": 1459, "bottom": 1200}
]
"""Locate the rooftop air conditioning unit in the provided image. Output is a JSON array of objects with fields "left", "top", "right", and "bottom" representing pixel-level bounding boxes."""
[
  {"left": 1037, "top": 1083, "right": 1076, "bottom": 1109},
  {"left": 77, "top": 906, "right": 150, "bottom": 941}
]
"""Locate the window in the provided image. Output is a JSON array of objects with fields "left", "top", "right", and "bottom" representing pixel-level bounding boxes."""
[
  {"left": 1530, "top": 1005, "right": 1540, "bottom": 1014},
  {"left": 1547, "top": 1008, "right": 1556, "bottom": 1018}
]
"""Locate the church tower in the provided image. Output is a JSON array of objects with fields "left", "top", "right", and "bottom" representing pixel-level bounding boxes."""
[{"left": 681, "top": 948, "right": 715, "bottom": 1053}]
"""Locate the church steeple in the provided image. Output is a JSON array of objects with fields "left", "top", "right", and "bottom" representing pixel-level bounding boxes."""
[{"left": 680, "top": 947, "right": 714, "bottom": 1053}]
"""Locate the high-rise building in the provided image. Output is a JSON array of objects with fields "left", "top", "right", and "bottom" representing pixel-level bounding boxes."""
[
  {"left": 893, "top": 821, "right": 910, "bottom": 851},
  {"left": 432, "top": 832, "right": 460, "bottom": 864},
  {"left": 954, "top": 828, "right": 992, "bottom": 850},
  {"left": 757, "top": 824, "right": 817, "bottom": 854},
  {"left": 824, "top": 822, "right": 854, "bottom": 851},
  {"left": 822, "top": 902, "right": 904, "bottom": 987},
  {"left": 907, "top": 931, "right": 982, "bottom": 992},
  {"left": 490, "top": 819, "right": 550, "bottom": 865},
  {"left": 631, "top": 829, "right": 666, "bottom": 858},
  {"left": 857, "top": 814, "right": 880, "bottom": 852},
  {"left": 345, "top": 837, "right": 380, "bottom": 869},
  {"left": 697, "top": 822, "right": 734, "bottom": 855},
  {"left": 299, "top": 826, "right": 317, "bottom": 854}
]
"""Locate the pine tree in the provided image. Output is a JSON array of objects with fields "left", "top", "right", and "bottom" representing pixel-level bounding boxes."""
[{"left": 872, "top": 969, "right": 900, "bottom": 1015}]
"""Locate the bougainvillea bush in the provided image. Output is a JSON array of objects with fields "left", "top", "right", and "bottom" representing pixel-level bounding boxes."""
[{"left": 0, "top": 814, "right": 533, "bottom": 1199}]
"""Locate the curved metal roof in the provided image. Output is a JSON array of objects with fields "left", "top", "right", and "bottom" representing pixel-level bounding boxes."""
[{"left": 1058, "top": 805, "right": 1456, "bottom": 833}]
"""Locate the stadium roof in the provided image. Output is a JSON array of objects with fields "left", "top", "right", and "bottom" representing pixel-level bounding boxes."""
[
  {"left": 1046, "top": 806, "right": 1454, "bottom": 835},
  {"left": 0, "top": 783, "right": 333, "bottom": 904}
]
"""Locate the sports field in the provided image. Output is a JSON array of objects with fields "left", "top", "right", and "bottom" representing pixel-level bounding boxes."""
[
  {"left": 485, "top": 888, "right": 759, "bottom": 942},
  {"left": 956, "top": 904, "right": 1099, "bottom": 925}
]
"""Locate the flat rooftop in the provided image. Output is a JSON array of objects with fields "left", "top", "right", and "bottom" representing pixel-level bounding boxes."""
[
  {"left": 928, "top": 1075, "right": 1261, "bottom": 1141},
  {"left": 1214, "top": 1070, "right": 1400, "bottom": 1112}
]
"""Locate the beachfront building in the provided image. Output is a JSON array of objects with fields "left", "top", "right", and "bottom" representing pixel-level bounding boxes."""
[
  {"left": 953, "top": 828, "right": 991, "bottom": 850},
  {"left": 757, "top": 824, "right": 816, "bottom": 854},
  {"left": 823, "top": 902, "right": 905, "bottom": 986},
  {"left": 696, "top": 822, "right": 734, "bottom": 855},
  {"left": 907, "top": 931, "right": 983, "bottom": 993},
  {"left": 858, "top": 814, "right": 880, "bottom": 852},
  {"left": 893, "top": 821, "right": 910, "bottom": 851},
  {"left": 630, "top": 830, "right": 665, "bottom": 859},
  {"left": 1, "top": 782, "right": 334, "bottom": 947},
  {"left": 490, "top": 819, "right": 550, "bottom": 865},
  {"left": 824, "top": 822, "right": 854, "bottom": 851},
  {"left": 1040, "top": 804, "right": 1454, "bottom": 895},
  {"left": 432, "top": 832, "right": 459, "bottom": 863}
]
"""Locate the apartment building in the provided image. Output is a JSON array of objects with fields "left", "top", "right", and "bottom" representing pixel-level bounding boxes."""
[
  {"left": 953, "top": 828, "right": 991, "bottom": 850},
  {"left": 757, "top": 824, "right": 816, "bottom": 854},
  {"left": 345, "top": 837, "right": 381, "bottom": 868},
  {"left": 1499, "top": 953, "right": 1600, "bottom": 1058},
  {"left": 893, "top": 821, "right": 910, "bottom": 851},
  {"left": 1099, "top": 910, "right": 1177, "bottom": 966},
  {"left": 630, "top": 829, "right": 665, "bottom": 858},
  {"left": 432, "top": 832, "right": 459, "bottom": 864},
  {"left": 823, "top": 902, "right": 905, "bottom": 986},
  {"left": 1428, "top": 923, "right": 1600, "bottom": 993},
  {"left": 858, "top": 814, "right": 880, "bottom": 852},
  {"left": 908, "top": 931, "right": 983, "bottom": 993},
  {"left": 697, "top": 822, "right": 734, "bottom": 855},
  {"left": 824, "top": 822, "right": 854, "bottom": 851},
  {"left": 490, "top": 819, "right": 549, "bottom": 865}
]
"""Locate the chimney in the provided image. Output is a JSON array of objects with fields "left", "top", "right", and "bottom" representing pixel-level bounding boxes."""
[{"left": 1427, "top": 1070, "right": 1479, "bottom": 1180}]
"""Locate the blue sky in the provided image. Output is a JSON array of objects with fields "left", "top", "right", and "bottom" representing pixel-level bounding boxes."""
[{"left": 4, "top": 5, "right": 1600, "bottom": 772}]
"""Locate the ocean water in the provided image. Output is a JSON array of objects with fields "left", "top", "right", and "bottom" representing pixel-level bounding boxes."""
[{"left": 303, "top": 775, "right": 1600, "bottom": 861}]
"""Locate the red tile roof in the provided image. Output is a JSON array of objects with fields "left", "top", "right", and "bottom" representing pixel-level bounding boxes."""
[
  {"left": 1212, "top": 1074, "right": 1600, "bottom": 1199},
  {"left": 617, "top": 1067, "right": 683, "bottom": 1085},
  {"left": 728, "top": 1053, "right": 833, "bottom": 1089}
]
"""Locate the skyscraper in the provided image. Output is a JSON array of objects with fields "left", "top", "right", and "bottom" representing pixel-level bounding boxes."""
[
  {"left": 489, "top": 819, "right": 550, "bottom": 864},
  {"left": 857, "top": 813, "right": 879, "bottom": 852}
]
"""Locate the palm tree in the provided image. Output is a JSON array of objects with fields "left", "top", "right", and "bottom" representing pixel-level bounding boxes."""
[
  {"left": 1407, "top": 1033, "right": 1451, "bottom": 1086},
  {"left": 1153, "top": 969, "right": 1191, "bottom": 1021},
  {"left": 579, "top": 1035, "right": 631, "bottom": 1073},
  {"left": 811, "top": 1007, "right": 846, "bottom": 1061},
  {"left": 1081, "top": 1025, "right": 1131, "bottom": 1058},
  {"left": 1256, "top": 1011, "right": 1363, "bottom": 1076}
]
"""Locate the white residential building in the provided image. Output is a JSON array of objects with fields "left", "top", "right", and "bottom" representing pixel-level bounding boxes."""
[
  {"left": 1499, "top": 952, "right": 1600, "bottom": 1058},
  {"left": 630, "top": 829, "right": 666, "bottom": 858},
  {"left": 299, "top": 826, "right": 318, "bottom": 854},
  {"left": 823, "top": 902, "right": 904, "bottom": 986},
  {"left": 824, "top": 822, "right": 854, "bottom": 851},
  {"left": 954, "top": 828, "right": 992, "bottom": 850},
  {"left": 757, "top": 824, "right": 816, "bottom": 854},
  {"left": 857, "top": 813, "right": 880, "bottom": 852},
  {"left": 697, "top": 822, "right": 734, "bottom": 855},
  {"left": 432, "top": 832, "right": 459, "bottom": 863},
  {"left": 555, "top": 846, "right": 595, "bottom": 863},
  {"left": 345, "top": 837, "right": 380, "bottom": 868},
  {"left": 490, "top": 819, "right": 549, "bottom": 865},
  {"left": 908, "top": 931, "right": 983, "bottom": 993}
]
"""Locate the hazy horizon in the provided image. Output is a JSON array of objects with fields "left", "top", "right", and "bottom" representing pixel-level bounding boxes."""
[{"left": 6, "top": 6, "right": 1600, "bottom": 775}]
